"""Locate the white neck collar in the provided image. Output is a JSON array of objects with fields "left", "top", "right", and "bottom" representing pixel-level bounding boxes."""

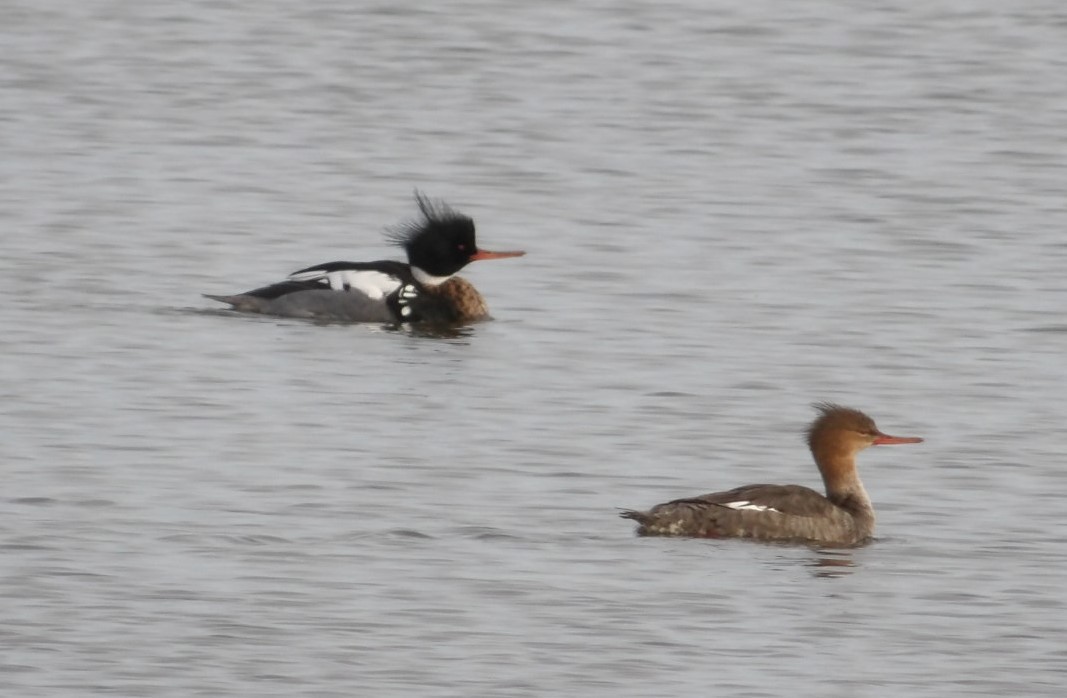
[{"left": 411, "top": 266, "right": 453, "bottom": 287}]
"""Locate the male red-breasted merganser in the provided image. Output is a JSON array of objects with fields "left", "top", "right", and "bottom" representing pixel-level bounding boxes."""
[
  {"left": 620, "top": 403, "right": 923, "bottom": 546},
  {"left": 205, "top": 192, "right": 525, "bottom": 324}
]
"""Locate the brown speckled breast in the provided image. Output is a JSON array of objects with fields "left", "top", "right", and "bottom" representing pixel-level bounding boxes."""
[{"left": 418, "top": 277, "right": 491, "bottom": 324}]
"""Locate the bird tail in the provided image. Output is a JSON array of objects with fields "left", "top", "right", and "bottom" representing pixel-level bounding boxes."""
[
  {"left": 202, "top": 293, "right": 233, "bottom": 304},
  {"left": 203, "top": 293, "right": 266, "bottom": 312},
  {"left": 618, "top": 509, "right": 651, "bottom": 525}
]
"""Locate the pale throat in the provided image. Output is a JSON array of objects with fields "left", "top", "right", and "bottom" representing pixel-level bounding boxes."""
[{"left": 411, "top": 266, "right": 454, "bottom": 287}]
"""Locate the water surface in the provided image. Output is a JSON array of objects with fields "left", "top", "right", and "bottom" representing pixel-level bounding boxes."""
[{"left": 3, "top": 1, "right": 1067, "bottom": 696}]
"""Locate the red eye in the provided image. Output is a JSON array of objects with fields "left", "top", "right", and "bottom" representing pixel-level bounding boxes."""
[{"left": 457, "top": 244, "right": 466, "bottom": 251}]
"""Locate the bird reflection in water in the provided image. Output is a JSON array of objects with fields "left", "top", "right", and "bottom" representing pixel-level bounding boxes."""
[{"left": 808, "top": 549, "right": 856, "bottom": 578}]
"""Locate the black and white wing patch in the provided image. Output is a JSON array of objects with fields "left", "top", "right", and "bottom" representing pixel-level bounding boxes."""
[{"left": 287, "top": 261, "right": 407, "bottom": 300}]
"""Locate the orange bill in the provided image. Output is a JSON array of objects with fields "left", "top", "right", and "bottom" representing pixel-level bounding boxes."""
[
  {"left": 470, "top": 249, "right": 526, "bottom": 261},
  {"left": 872, "top": 433, "right": 923, "bottom": 445}
]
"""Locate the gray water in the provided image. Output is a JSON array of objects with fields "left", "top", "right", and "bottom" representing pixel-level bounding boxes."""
[{"left": 3, "top": 1, "right": 1067, "bottom": 695}]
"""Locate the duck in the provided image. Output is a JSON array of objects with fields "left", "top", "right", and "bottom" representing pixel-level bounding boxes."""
[
  {"left": 205, "top": 191, "right": 525, "bottom": 324},
  {"left": 620, "top": 403, "right": 923, "bottom": 546}
]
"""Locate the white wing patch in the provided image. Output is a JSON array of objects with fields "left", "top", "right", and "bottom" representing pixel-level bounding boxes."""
[
  {"left": 288, "top": 269, "right": 401, "bottom": 299},
  {"left": 723, "top": 500, "right": 780, "bottom": 513}
]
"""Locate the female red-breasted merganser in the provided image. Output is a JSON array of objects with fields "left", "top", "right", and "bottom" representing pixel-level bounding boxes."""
[
  {"left": 620, "top": 403, "right": 923, "bottom": 546},
  {"left": 205, "top": 192, "right": 525, "bottom": 324}
]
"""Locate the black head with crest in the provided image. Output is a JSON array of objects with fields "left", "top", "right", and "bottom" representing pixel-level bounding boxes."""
[{"left": 387, "top": 192, "right": 479, "bottom": 279}]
